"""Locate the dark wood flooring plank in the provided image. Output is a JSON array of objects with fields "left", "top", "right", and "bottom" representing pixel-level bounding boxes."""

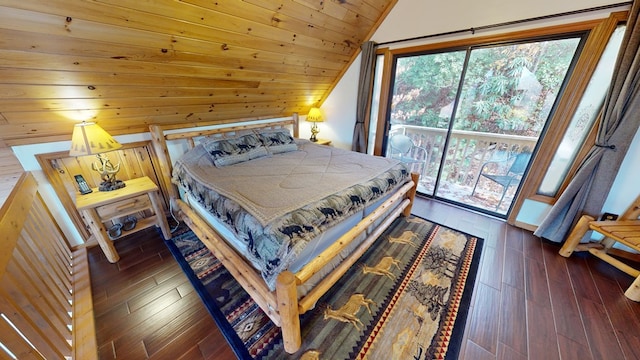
[
  {"left": 94, "top": 302, "right": 131, "bottom": 340},
  {"left": 146, "top": 315, "right": 219, "bottom": 359},
  {"left": 109, "top": 254, "right": 166, "bottom": 290},
  {"left": 103, "top": 288, "right": 184, "bottom": 345},
  {"left": 177, "top": 347, "right": 206, "bottom": 360},
  {"left": 526, "top": 299, "right": 560, "bottom": 360},
  {"left": 142, "top": 296, "right": 215, "bottom": 356},
  {"left": 522, "top": 231, "right": 543, "bottom": 262},
  {"left": 176, "top": 277, "right": 198, "bottom": 298},
  {"left": 586, "top": 255, "right": 633, "bottom": 287},
  {"left": 198, "top": 332, "right": 239, "bottom": 360},
  {"left": 98, "top": 341, "right": 116, "bottom": 360},
  {"left": 466, "top": 282, "right": 501, "bottom": 354},
  {"left": 505, "top": 225, "right": 524, "bottom": 252},
  {"left": 111, "top": 290, "right": 205, "bottom": 357},
  {"left": 524, "top": 257, "right": 551, "bottom": 306},
  {"left": 483, "top": 219, "right": 507, "bottom": 250},
  {"left": 542, "top": 242, "right": 571, "bottom": 285},
  {"left": 566, "top": 256, "right": 601, "bottom": 303},
  {"left": 93, "top": 276, "right": 159, "bottom": 318},
  {"left": 127, "top": 271, "right": 191, "bottom": 313},
  {"left": 503, "top": 247, "right": 525, "bottom": 290},
  {"left": 579, "top": 298, "right": 625, "bottom": 360},
  {"left": 498, "top": 284, "right": 527, "bottom": 356},
  {"left": 152, "top": 258, "right": 184, "bottom": 284},
  {"left": 462, "top": 340, "right": 495, "bottom": 360},
  {"left": 548, "top": 277, "right": 589, "bottom": 347},
  {"left": 478, "top": 245, "right": 504, "bottom": 290},
  {"left": 497, "top": 342, "right": 527, "bottom": 360},
  {"left": 557, "top": 333, "right": 593, "bottom": 360},
  {"left": 589, "top": 269, "right": 640, "bottom": 359}
]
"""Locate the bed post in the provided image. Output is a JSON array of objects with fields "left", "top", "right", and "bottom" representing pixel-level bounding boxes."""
[
  {"left": 149, "top": 125, "right": 179, "bottom": 200},
  {"left": 292, "top": 112, "right": 300, "bottom": 138},
  {"left": 276, "top": 270, "right": 301, "bottom": 354},
  {"left": 403, "top": 172, "right": 419, "bottom": 217}
]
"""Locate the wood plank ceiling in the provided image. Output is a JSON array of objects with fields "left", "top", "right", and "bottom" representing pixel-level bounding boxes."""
[{"left": 0, "top": 0, "right": 396, "bottom": 146}]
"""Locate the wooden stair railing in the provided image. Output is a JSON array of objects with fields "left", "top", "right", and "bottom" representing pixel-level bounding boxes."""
[{"left": 0, "top": 172, "right": 97, "bottom": 359}]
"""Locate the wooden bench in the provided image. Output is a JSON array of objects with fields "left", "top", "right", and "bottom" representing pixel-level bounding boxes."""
[
  {"left": 0, "top": 172, "right": 97, "bottom": 359},
  {"left": 559, "top": 192, "right": 640, "bottom": 301}
]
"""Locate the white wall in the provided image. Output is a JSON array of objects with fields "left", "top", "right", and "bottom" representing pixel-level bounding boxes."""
[
  {"left": 312, "top": 57, "right": 362, "bottom": 150},
  {"left": 373, "top": 0, "right": 625, "bottom": 45},
  {"left": 602, "top": 127, "right": 640, "bottom": 214},
  {"left": 320, "top": 0, "right": 637, "bottom": 224}
]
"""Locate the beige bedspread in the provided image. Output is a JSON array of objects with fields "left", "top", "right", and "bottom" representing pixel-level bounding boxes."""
[
  {"left": 172, "top": 140, "right": 410, "bottom": 289},
  {"left": 174, "top": 140, "right": 403, "bottom": 226}
]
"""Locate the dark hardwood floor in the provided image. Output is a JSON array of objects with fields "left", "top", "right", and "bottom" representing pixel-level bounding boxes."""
[{"left": 89, "top": 196, "right": 640, "bottom": 359}]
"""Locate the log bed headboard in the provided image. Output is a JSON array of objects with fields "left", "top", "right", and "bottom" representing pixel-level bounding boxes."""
[{"left": 149, "top": 114, "right": 299, "bottom": 200}]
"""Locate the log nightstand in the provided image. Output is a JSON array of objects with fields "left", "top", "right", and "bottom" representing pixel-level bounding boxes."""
[{"left": 75, "top": 176, "right": 171, "bottom": 263}]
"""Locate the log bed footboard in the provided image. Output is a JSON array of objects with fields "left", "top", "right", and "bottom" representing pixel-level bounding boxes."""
[
  {"left": 150, "top": 120, "right": 419, "bottom": 354},
  {"left": 173, "top": 171, "right": 418, "bottom": 354}
]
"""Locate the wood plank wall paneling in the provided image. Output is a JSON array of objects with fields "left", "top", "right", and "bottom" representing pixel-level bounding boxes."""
[
  {"left": 0, "top": 145, "right": 24, "bottom": 208},
  {"left": 0, "top": 1, "right": 397, "bottom": 145}
]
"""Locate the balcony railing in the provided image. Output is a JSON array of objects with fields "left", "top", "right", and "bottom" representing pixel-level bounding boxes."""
[{"left": 389, "top": 124, "right": 538, "bottom": 214}]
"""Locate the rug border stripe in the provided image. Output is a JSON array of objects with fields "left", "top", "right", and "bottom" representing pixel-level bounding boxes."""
[
  {"left": 413, "top": 216, "right": 484, "bottom": 359},
  {"left": 442, "top": 229, "right": 483, "bottom": 359},
  {"left": 165, "top": 234, "right": 253, "bottom": 360}
]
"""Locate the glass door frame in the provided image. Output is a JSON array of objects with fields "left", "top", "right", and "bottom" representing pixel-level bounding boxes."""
[{"left": 367, "top": 11, "right": 628, "bottom": 224}]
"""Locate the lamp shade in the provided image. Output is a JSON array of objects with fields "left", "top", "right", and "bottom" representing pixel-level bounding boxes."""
[
  {"left": 69, "top": 122, "right": 122, "bottom": 156},
  {"left": 306, "top": 107, "right": 323, "bottom": 122}
]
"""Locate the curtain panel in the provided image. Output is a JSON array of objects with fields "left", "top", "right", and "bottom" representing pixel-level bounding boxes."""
[
  {"left": 535, "top": 1, "right": 640, "bottom": 243},
  {"left": 352, "top": 41, "right": 377, "bottom": 153}
]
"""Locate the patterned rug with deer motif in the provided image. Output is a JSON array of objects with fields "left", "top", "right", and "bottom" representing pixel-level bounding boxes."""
[{"left": 166, "top": 215, "right": 483, "bottom": 359}]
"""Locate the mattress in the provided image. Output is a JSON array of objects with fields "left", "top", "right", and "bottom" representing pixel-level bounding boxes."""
[{"left": 173, "top": 138, "right": 410, "bottom": 290}]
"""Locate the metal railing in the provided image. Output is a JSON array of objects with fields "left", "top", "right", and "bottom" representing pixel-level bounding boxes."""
[{"left": 389, "top": 124, "right": 537, "bottom": 213}]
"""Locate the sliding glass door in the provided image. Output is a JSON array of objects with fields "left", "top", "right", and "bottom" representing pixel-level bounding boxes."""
[{"left": 386, "top": 36, "right": 583, "bottom": 216}]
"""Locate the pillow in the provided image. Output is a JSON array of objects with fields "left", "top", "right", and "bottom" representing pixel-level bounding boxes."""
[
  {"left": 256, "top": 128, "right": 298, "bottom": 154},
  {"left": 201, "top": 132, "right": 268, "bottom": 167}
]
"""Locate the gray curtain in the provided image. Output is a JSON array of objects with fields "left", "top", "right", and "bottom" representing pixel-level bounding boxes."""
[
  {"left": 535, "top": 1, "right": 640, "bottom": 243},
  {"left": 352, "top": 41, "right": 377, "bottom": 153}
]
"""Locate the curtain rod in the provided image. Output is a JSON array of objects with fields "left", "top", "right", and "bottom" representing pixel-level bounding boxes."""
[{"left": 376, "top": 2, "right": 632, "bottom": 46}]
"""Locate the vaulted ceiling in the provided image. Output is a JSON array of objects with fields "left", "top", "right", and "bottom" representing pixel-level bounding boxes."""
[{"left": 0, "top": 0, "right": 396, "bottom": 146}]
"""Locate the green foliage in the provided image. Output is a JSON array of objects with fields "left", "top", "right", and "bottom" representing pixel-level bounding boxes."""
[{"left": 390, "top": 37, "right": 581, "bottom": 136}]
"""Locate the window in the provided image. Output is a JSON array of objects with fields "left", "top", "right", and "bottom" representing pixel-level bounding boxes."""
[
  {"left": 386, "top": 37, "right": 582, "bottom": 216},
  {"left": 538, "top": 25, "right": 626, "bottom": 196},
  {"left": 369, "top": 12, "right": 627, "bottom": 219}
]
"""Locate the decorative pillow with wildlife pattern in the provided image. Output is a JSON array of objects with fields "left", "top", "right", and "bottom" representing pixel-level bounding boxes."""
[{"left": 202, "top": 132, "right": 268, "bottom": 167}]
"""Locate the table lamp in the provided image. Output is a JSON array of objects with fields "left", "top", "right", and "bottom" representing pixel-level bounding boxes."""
[
  {"left": 69, "top": 121, "right": 126, "bottom": 191},
  {"left": 306, "top": 107, "right": 323, "bottom": 142}
]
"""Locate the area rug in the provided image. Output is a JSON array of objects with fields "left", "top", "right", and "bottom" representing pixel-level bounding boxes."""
[{"left": 165, "top": 215, "right": 483, "bottom": 359}]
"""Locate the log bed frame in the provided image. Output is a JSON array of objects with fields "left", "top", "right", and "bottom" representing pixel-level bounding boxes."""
[{"left": 149, "top": 115, "right": 418, "bottom": 354}]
